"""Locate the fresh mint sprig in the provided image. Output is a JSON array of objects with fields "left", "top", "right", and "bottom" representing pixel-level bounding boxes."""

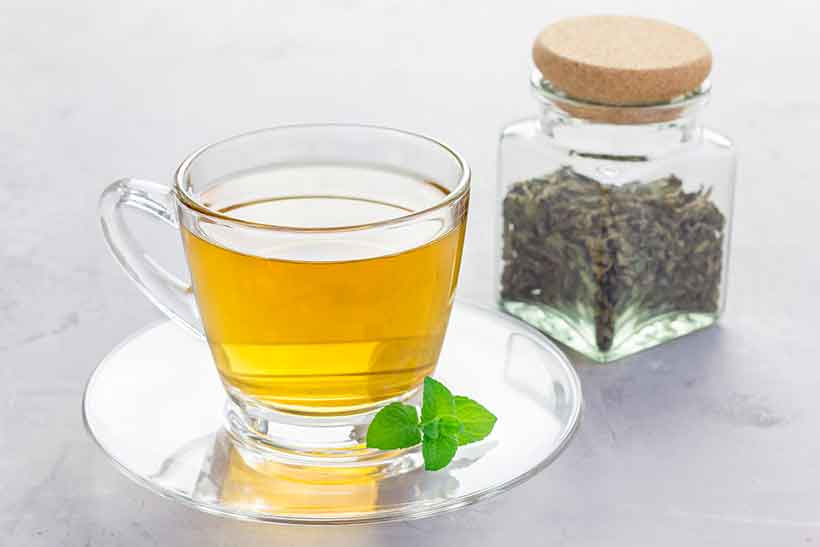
[{"left": 366, "top": 377, "right": 497, "bottom": 471}]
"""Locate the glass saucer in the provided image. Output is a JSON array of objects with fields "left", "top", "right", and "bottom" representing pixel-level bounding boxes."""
[{"left": 83, "top": 302, "right": 582, "bottom": 525}]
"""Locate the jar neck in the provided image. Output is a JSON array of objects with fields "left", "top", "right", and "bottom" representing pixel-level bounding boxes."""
[{"left": 531, "top": 72, "right": 710, "bottom": 159}]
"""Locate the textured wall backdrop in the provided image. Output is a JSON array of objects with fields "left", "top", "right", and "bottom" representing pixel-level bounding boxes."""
[{"left": 1, "top": 1, "right": 819, "bottom": 546}]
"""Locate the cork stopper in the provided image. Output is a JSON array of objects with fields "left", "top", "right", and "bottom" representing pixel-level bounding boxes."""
[{"left": 532, "top": 16, "right": 712, "bottom": 121}]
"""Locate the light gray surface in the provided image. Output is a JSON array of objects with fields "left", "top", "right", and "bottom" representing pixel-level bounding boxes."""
[{"left": 1, "top": 1, "right": 818, "bottom": 545}]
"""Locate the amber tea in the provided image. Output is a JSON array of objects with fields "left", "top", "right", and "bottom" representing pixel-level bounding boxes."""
[{"left": 182, "top": 164, "right": 466, "bottom": 414}]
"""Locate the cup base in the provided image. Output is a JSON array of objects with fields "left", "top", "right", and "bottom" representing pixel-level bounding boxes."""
[{"left": 224, "top": 388, "right": 422, "bottom": 479}]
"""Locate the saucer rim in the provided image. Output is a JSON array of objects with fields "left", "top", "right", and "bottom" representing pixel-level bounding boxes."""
[{"left": 82, "top": 301, "right": 583, "bottom": 525}]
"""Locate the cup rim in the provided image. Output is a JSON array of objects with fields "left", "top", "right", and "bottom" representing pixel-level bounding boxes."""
[{"left": 173, "top": 123, "right": 471, "bottom": 233}]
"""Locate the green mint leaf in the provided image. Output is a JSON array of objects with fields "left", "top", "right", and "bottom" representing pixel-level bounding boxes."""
[
  {"left": 366, "top": 403, "right": 421, "bottom": 450},
  {"left": 422, "top": 417, "right": 440, "bottom": 439},
  {"left": 453, "top": 396, "right": 497, "bottom": 446},
  {"left": 422, "top": 434, "right": 458, "bottom": 471},
  {"left": 421, "top": 376, "right": 455, "bottom": 423},
  {"left": 422, "top": 415, "right": 463, "bottom": 440},
  {"left": 366, "top": 377, "right": 496, "bottom": 472},
  {"left": 438, "top": 414, "right": 463, "bottom": 437}
]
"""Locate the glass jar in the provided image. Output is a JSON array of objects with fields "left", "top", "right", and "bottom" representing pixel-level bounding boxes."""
[{"left": 496, "top": 17, "right": 736, "bottom": 362}]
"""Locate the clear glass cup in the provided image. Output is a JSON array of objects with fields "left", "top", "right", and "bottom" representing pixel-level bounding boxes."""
[
  {"left": 497, "top": 72, "right": 736, "bottom": 362},
  {"left": 99, "top": 124, "right": 470, "bottom": 470}
]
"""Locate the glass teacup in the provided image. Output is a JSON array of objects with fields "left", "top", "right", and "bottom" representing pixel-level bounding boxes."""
[{"left": 100, "top": 124, "right": 469, "bottom": 469}]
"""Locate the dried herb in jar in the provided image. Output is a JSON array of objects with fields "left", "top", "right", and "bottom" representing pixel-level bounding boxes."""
[{"left": 500, "top": 166, "right": 725, "bottom": 353}]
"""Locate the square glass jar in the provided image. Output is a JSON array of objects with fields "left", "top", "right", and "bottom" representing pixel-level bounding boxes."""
[{"left": 496, "top": 74, "right": 736, "bottom": 362}]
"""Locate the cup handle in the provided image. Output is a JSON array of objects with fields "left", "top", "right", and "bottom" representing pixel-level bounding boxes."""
[{"left": 99, "top": 178, "right": 204, "bottom": 338}]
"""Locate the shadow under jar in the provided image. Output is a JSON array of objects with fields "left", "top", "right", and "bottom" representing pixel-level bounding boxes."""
[{"left": 497, "top": 16, "right": 736, "bottom": 362}]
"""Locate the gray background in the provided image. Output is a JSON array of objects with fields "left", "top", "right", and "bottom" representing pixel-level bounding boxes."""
[{"left": 2, "top": 1, "right": 819, "bottom": 545}]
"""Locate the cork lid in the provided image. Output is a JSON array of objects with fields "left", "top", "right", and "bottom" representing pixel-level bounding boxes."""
[{"left": 532, "top": 16, "right": 712, "bottom": 107}]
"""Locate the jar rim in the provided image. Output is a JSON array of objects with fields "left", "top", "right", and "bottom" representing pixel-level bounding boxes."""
[{"left": 529, "top": 70, "right": 711, "bottom": 123}]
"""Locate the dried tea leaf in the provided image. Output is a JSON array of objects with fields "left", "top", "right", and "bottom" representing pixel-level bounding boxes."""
[{"left": 501, "top": 167, "right": 725, "bottom": 353}]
